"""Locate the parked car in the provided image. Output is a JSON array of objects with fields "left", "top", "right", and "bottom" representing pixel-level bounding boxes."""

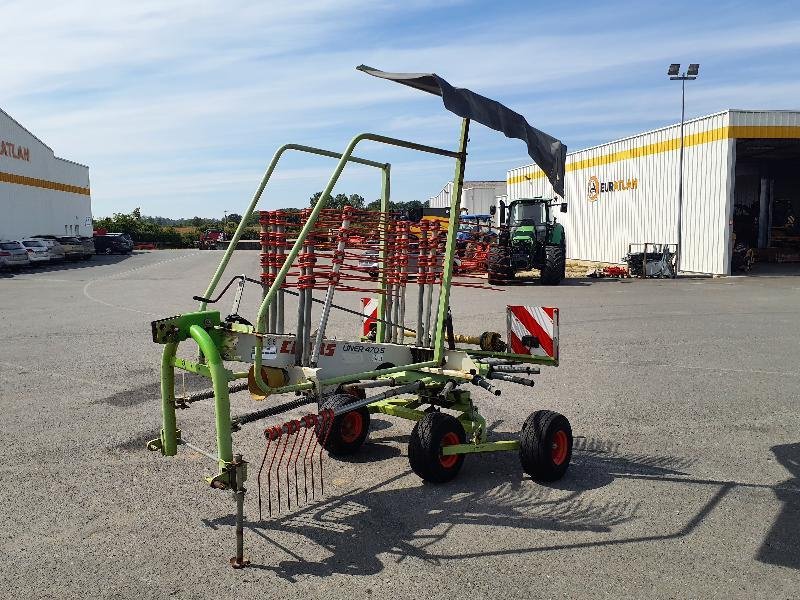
[
  {"left": 78, "top": 236, "right": 95, "bottom": 260},
  {"left": 56, "top": 236, "right": 85, "bottom": 261},
  {"left": 33, "top": 237, "right": 66, "bottom": 261},
  {"left": 0, "top": 240, "right": 31, "bottom": 270},
  {"left": 93, "top": 233, "right": 133, "bottom": 254},
  {"left": 20, "top": 239, "right": 51, "bottom": 264}
]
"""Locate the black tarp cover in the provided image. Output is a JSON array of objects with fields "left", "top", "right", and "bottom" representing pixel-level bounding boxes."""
[{"left": 357, "top": 65, "right": 566, "bottom": 197}]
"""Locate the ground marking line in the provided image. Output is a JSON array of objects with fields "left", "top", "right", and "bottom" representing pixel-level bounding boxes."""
[
  {"left": 82, "top": 252, "right": 200, "bottom": 316},
  {"left": 0, "top": 360, "right": 131, "bottom": 393}
]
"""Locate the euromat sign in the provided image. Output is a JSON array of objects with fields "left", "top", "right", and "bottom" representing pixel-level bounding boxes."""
[{"left": 587, "top": 175, "right": 637, "bottom": 202}]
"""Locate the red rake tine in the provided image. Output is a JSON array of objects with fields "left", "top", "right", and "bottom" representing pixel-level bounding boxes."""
[
  {"left": 284, "top": 420, "right": 301, "bottom": 511},
  {"left": 308, "top": 419, "right": 321, "bottom": 501},
  {"left": 293, "top": 428, "right": 307, "bottom": 507},
  {"left": 318, "top": 409, "right": 335, "bottom": 498},
  {"left": 264, "top": 425, "right": 284, "bottom": 518},
  {"left": 256, "top": 438, "right": 271, "bottom": 521},
  {"left": 298, "top": 414, "right": 316, "bottom": 505},
  {"left": 301, "top": 414, "right": 319, "bottom": 503},
  {"left": 257, "top": 425, "right": 281, "bottom": 520},
  {"left": 275, "top": 429, "right": 291, "bottom": 514}
]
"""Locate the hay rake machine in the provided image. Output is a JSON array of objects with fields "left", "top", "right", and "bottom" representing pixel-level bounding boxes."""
[{"left": 147, "top": 66, "right": 570, "bottom": 567}]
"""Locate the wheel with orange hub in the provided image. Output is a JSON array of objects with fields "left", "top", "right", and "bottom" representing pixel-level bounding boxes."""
[
  {"left": 408, "top": 412, "right": 466, "bottom": 483},
  {"left": 519, "top": 410, "right": 572, "bottom": 481},
  {"left": 317, "top": 393, "right": 370, "bottom": 456}
]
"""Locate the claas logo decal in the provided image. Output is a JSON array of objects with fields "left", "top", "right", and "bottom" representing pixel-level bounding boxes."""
[{"left": 587, "top": 175, "right": 638, "bottom": 202}]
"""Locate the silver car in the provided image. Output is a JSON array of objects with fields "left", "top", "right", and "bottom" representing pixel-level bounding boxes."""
[
  {"left": 0, "top": 240, "right": 31, "bottom": 270},
  {"left": 21, "top": 239, "right": 51, "bottom": 265},
  {"left": 31, "top": 236, "right": 66, "bottom": 261}
]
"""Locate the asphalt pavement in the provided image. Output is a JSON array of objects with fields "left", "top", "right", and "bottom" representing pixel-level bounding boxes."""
[{"left": 1, "top": 250, "right": 799, "bottom": 599}]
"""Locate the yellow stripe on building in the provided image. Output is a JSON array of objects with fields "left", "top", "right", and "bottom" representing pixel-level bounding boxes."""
[
  {"left": 508, "top": 124, "right": 800, "bottom": 185},
  {"left": 0, "top": 171, "right": 90, "bottom": 195}
]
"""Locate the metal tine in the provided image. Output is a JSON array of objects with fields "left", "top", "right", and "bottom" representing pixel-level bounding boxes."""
[
  {"left": 256, "top": 438, "right": 272, "bottom": 521},
  {"left": 275, "top": 431, "right": 291, "bottom": 513},
  {"left": 306, "top": 416, "right": 322, "bottom": 501},
  {"left": 290, "top": 423, "right": 308, "bottom": 508},
  {"left": 284, "top": 421, "right": 301, "bottom": 511},
  {"left": 258, "top": 424, "right": 283, "bottom": 519},
  {"left": 317, "top": 409, "right": 334, "bottom": 498},
  {"left": 301, "top": 414, "right": 319, "bottom": 503}
]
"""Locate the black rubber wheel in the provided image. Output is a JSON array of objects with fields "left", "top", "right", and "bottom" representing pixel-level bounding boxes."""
[
  {"left": 408, "top": 412, "right": 466, "bottom": 483},
  {"left": 316, "top": 393, "right": 370, "bottom": 456},
  {"left": 540, "top": 243, "right": 565, "bottom": 286},
  {"left": 487, "top": 244, "right": 513, "bottom": 285},
  {"left": 519, "top": 410, "right": 572, "bottom": 481}
]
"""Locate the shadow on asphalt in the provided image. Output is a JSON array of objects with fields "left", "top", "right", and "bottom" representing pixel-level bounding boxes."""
[
  {"left": 757, "top": 442, "right": 800, "bottom": 570},
  {"left": 201, "top": 438, "right": 715, "bottom": 580},
  {"left": 99, "top": 372, "right": 209, "bottom": 409}
]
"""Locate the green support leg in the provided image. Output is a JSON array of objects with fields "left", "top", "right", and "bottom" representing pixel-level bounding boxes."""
[
  {"left": 189, "top": 325, "right": 234, "bottom": 469},
  {"left": 376, "top": 164, "right": 390, "bottom": 343},
  {"left": 160, "top": 342, "right": 179, "bottom": 456},
  {"left": 434, "top": 118, "right": 470, "bottom": 363}
]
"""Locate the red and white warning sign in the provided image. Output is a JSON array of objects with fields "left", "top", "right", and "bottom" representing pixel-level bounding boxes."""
[
  {"left": 361, "top": 297, "right": 378, "bottom": 337},
  {"left": 506, "top": 306, "right": 559, "bottom": 359}
]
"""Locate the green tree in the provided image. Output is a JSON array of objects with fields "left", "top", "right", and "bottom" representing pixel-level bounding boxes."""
[{"left": 309, "top": 191, "right": 366, "bottom": 210}]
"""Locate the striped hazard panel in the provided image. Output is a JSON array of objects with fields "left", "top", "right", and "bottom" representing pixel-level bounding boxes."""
[
  {"left": 362, "top": 297, "right": 379, "bottom": 337},
  {"left": 506, "top": 306, "right": 559, "bottom": 359}
]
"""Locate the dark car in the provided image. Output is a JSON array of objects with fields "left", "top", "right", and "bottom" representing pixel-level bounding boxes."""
[
  {"left": 94, "top": 233, "right": 133, "bottom": 254},
  {"left": 78, "top": 236, "right": 95, "bottom": 260}
]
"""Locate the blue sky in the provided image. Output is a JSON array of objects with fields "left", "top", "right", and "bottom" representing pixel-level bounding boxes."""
[{"left": 2, "top": 0, "right": 800, "bottom": 218}]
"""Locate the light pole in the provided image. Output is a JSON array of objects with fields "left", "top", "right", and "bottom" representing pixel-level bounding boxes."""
[{"left": 667, "top": 62, "right": 699, "bottom": 274}]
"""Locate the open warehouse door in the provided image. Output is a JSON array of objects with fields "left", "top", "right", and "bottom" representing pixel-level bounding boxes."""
[{"left": 733, "top": 138, "right": 800, "bottom": 271}]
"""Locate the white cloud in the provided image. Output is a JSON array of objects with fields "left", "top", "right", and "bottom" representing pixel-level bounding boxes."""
[{"left": 2, "top": 1, "right": 799, "bottom": 216}]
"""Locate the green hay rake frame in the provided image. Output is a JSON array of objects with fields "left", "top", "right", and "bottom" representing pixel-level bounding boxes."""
[{"left": 148, "top": 66, "right": 570, "bottom": 567}]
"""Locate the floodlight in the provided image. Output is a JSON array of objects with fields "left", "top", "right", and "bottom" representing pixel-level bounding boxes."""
[
  {"left": 668, "top": 63, "right": 680, "bottom": 76},
  {"left": 687, "top": 63, "right": 700, "bottom": 77}
]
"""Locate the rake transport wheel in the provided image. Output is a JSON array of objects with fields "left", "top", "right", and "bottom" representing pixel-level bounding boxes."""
[
  {"left": 317, "top": 393, "right": 370, "bottom": 456},
  {"left": 487, "top": 244, "right": 513, "bottom": 286},
  {"left": 519, "top": 410, "right": 572, "bottom": 481},
  {"left": 409, "top": 412, "right": 466, "bottom": 483}
]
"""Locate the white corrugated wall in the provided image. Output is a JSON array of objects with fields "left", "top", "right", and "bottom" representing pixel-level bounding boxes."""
[
  {"left": 428, "top": 182, "right": 453, "bottom": 209},
  {"left": 0, "top": 109, "right": 91, "bottom": 240},
  {"left": 507, "top": 111, "right": 735, "bottom": 274},
  {"left": 429, "top": 181, "right": 505, "bottom": 214}
]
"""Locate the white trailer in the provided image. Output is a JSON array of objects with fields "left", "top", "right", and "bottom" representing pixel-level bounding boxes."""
[{"left": 429, "top": 180, "right": 505, "bottom": 215}]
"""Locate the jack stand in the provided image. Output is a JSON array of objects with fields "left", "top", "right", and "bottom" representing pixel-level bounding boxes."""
[{"left": 229, "top": 454, "right": 250, "bottom": 569}]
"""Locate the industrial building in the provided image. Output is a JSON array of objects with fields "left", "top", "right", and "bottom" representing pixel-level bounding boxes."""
[
  {"left": 429, "top": 180, "right": 505, "bottom": 215},
  {"left": 507, "top": 110, "right": 800, "bottom": 275},
  {"left": 0, "top": 108, "right": 91, "bottom": 241}
]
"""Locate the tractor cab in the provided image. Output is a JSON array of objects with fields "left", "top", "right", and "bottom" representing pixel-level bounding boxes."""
[
  {"left": 507, "top": 199, "right": 548, "bottom": 243},
  {"left": 494, "top": 197, "right": 565, "bottom": 244}
]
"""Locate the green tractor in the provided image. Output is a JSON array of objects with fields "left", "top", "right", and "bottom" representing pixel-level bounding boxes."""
[{"left": 487, "top": 197, "right": 568, "bottom": 285}]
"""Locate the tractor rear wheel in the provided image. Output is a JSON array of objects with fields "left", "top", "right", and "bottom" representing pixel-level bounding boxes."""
[
  {"left": 540, "top": 243, "right": 565, "bottom": 285},
  {"left": 409, "top": 412, "right": 466, "bottom": 483},
  {"left": 317, "top": 393, "right": 370, "bottom": 456},
  {"left": 487, "top": 245, "right": 513, "bottom": 285},
  {"left": 519, "top": 410, "right": 572, "bottom": 481}
]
